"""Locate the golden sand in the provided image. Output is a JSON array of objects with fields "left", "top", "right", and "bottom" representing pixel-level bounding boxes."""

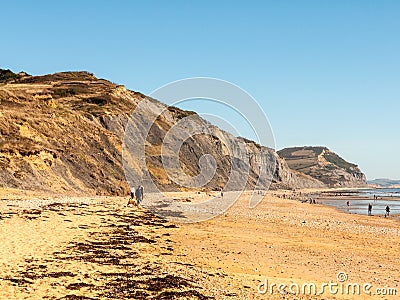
[{"left": 0, "top": 189, "right": 398, "bottom": 299}]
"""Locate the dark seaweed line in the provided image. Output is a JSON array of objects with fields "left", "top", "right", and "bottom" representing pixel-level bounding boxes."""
[{"left": 2, "top": 202, "right": 212, "bottom": 299}]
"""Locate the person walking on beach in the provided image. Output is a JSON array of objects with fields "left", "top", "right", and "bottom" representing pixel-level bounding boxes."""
[
  {"left": 346, "top": 200, "right": 350, "bottom": 210},
  {"left": 139, "top": 185, "right": 144, "bottom": 200},
  {"left": 135, "top": 185, "right": 144, "bottom": 204},
  {"left": 127, "top": 187, "right": 136, "bottom": 207},
  {"left": 385, "top": 205, "right": 390, "bottom": 218},
  {"left": 368, "top": 203, "right": 372, "bottom": 216}
]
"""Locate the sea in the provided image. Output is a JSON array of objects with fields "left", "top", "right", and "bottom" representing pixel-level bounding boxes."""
[{"left": 320, "top": 188, "right": 400, "bottom": 216}]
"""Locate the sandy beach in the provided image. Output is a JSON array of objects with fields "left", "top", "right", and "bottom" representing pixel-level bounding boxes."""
[{"left": 1, "top": 189, "right": 399, "bottom": 299}]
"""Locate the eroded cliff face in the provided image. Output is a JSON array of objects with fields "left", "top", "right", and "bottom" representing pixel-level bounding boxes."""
[
  {"left": 0, "top": 71, "right": 323, "bottom": 195},
  {"left": 0, "top": 72, "right": 137, "bottom": 195},
  {"left": 278, "top": 146, "right": 367, "bottom": 188},
  {"left": 95, "top": 94, "right": 324, "bottom": 192}
]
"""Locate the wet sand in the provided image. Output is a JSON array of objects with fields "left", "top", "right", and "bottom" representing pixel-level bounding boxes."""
[
  {"left": 1, "top": 189, "right": 399, "bottom": 299},
  {"left": 309, "top": 190, "right": 400, "bottom": 217}
]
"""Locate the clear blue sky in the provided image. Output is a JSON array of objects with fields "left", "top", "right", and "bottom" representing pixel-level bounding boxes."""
[{"left": 2, "top": 1, "right": 400, "bottom": 180}]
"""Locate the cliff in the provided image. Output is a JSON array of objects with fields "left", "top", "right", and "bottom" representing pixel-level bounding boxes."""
[
  {"left": 278, "top": 146, "right": 367, "bottom": 187},
  {"left": 0, "top": 70, "right": 327, "bottom": 195}
]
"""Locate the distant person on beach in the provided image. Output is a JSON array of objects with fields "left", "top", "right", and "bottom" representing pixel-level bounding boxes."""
[
  {"left": 347, "top": 200, "right": 350, "bottom": 209},
  {"left": 135, "top": 185, "right": 143, "bottom": 204},
  {"left": 368, "top": 203, "right": 372, "bottom": 216},
  {"left": 220, "top": 188, "right": 224, "bottom": 198},
  {"left": 385, "top": 205, "right": 390, "bottom": 217},
  {"left": 140, "top": 185, "right": 144, "bottom": 199},
  {"left": 127, "top": 187, "right": 136, "bottom": 207}
]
